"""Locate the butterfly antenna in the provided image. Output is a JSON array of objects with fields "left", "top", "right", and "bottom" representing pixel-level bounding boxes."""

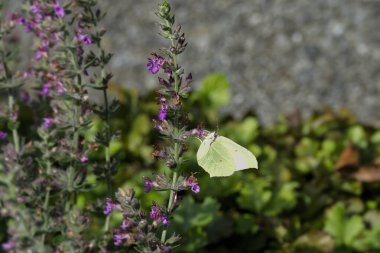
[{"left": 215, "top": 118, "right": 220, "bottom": 138}]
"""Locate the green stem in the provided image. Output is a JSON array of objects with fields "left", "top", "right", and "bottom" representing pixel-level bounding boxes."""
[
  {"left": 102, "top": 68, "right": 112, "bottom": 196},
  {"left": 161, "top": 171, "right": 178, "bottom": 243},
  {"left": 101, "top": 69, "right": 113, "bottom": 232},
  {"left": 165, "top": 20, "right": 179, "bottom": 93},
  {"left": 167, "top": 171, "right": 178, "bottom": 211},
  {"left": 41, "top": 185, "right": 51, "bottom": 246},
  {"left": 67, "top": 48, "right": 82, "bottom": 208},
  {"left": 1, "top": 33, "right": 20, "bottom": 154},
  {"left": 161, "top": 22, "right": 181, "bottom": 242},
  {"left": 7, "top": 92, "right": 20, "bottom": 153},
  {"left": 43, "top": 159, "right": 52, "bottom": 210}
]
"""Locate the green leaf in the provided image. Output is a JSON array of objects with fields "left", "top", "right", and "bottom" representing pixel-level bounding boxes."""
[
  {"left": 347, "top": 126, "right": 367, "bottom": 149},
  {"left": 173, "top": 196, "right": 219, "bottom": 230},
  {"left": 200, "top": 73, "right": 230, "bottom": 107},
  {"left": 171, "top": 196, "right": 220, "bottom": 251},
  {"left": 324, "top": 202, "right": 364, "bottom": 247},
  {"left": 237, "top": 177, "right": 272, "bottom": 213},
  {"left": 125, "top": 114, "right": 152, "bottom": 160},
  {"left": 265, "top": 182, "right": 299, "bottom": 216},
  {"left": 235, "top": 214, "right": 258, "bottom": 234},
  {"left": 220, "top": 117, "right": 259, "bottom": 145},
  {"left": 7, "top": 120, "right": 19, "bottom": 131}
]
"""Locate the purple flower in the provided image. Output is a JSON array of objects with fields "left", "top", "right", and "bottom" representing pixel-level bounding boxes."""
[
  {"left": 113, "top": 232, "right": 127, "bottom": 246},
  {"left": 158, "top": 97, "right": 168, "bottom": 121},
  {"left": 83, "top": 36, "right": 92, "bottom": 45},
  {"left": 147, "top": 54, "right": 165, "bottom": 74},
  {"left": 76, "top": 30, "right": 92, "bottom": 45},
  {"left": 103, "top": 197, "right": 116, "bottom": 215},
  {"left": 17, "top": 16, "right": 27, "bottom": 26},
  {"left": 30, "top": 3, "right": 42, "bottom": 14},
  {"left": 159, "top": 245, "right": 173, "bottom": 253},
  {"left": 35, "top": 50, "right": 43, "bottom": 61},
  {"left": 185, "top": 175, "right": 200, "bottom": 194},
  {"left": 2, "top": 240, "right": 15, "bottom": 251},
  {"left": 150, "top": 203, "right": 160, "bottom": 219},
  {"left": 147, "top": 58, "right": 160, "bottom": 74},
  {"left": 33, "top": 14, "right": 44, "bottom": 24},
  {"left": 191, "top": 184, "right": 200, "bottom": 193},
  {"left": 21, "top": 91, "right": 30, "bottom": 103},
  {"left": 144, "top": 177, "right": 153, "bottom": 192},
  {"left": 153, "top": 118, "right": 167, "bottom": 132},
  {"left": 17, "top": 16, "right": 36, "bottom": 32},
  {"left": 79, "top": 154, "right": 88, "bottom": 163},
  {"left": 21, "top": 69, "right": 35, "bottom": 80},
  {"left": 35, "top": 41, "right": 49, "bottom": 60},
  {"left": 121, "top": 219, "right": 132, "bottom": 230},
  {"left": 150, "top": 203, "right": 170, "bottom": 225},
  {"left": 193, "top": 125, "right": 206, "bottom": 138},
  {"left": 0, "top": 131, "right": 7, "bottom": 140},
  {"left": 158, "top": 104, "right": 168, "bottom": 121},
  {"left": 11, "top": 112, "right": 18, "bottom": 122},
  {"left": 35, "top": 47, "right": 48, "bottom": 60},
  {"left": 76, "top": 46, "right": 84, "bottom": 56},
  {"left": 43, "top": 117, "right": 54, "bottom": 129},
  {"left": 81, "top": 34, "right": 92, "bottom": 45},
  {"left": 53, "top": 1, "right": 65, "bottom": 17},
  {"left": 160, "top": 215, "right": 170, "bottom": 225},
  {"left": 41, "top": 83, "right": 51, "bottom": 96},
  {"left": 56, "top": 81, "right": 65, "bottom": 94}
]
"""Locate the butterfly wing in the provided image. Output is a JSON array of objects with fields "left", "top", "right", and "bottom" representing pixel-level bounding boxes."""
[
  {"left": 217, "top": 136, "right": 258, "bottom": 171},
  {"left": 197, "top": 133, "right": 235, "bottom": 177}
]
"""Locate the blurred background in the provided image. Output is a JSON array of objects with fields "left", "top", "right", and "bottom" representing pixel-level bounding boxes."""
[
  {"left": 3, "top": 1, "right": 380, "bottom": 252},
  {"left": 99, "top": 0, "right": 380, "bottom": 125},
  {"left": 6, "top": 0, "right": 380, "bottom": 125}
]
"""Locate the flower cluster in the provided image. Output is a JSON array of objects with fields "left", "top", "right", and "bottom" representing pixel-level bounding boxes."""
[
  {"left": 104, "top": 197, "right": 117, "bottom": 215},
  {"left": 147, "top": 53, "right": 166, "bottom": 74},
  {"left": 158, "top": 96, "right": 169, "bottom": 121},
  {"left": 1, "top": 0, "right": 202, "bottom": 252},
  {"left": 0, "top": 131, "right": 7, "bottom": 140},
  {"left": 14, "top": 0, "right": 65, "bottom": 60},
  {"left": 184, "top": 175, "right": 201, "bottom": 193},
  {"left": 150, "top": 202, "right": 170, "bottom": 225},
  {"left": 144, "top": 174, "right": 200, "bottom": 194},
  {"left": 139, "top": 1, "right": 202, "bottom": 249},
  {"left": 103, "top": 188, "right": 179, "bottom": 251},
  {"left": 0, "top": 0, "right": 115, "bottom": 251}
]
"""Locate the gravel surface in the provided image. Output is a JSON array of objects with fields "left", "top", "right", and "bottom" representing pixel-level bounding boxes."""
[{"left": 6, "top": 0, "right": 380, "bottom": 125}]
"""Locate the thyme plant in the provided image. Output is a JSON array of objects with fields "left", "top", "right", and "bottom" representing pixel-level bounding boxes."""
[
  {"left": 103, "top": 1, "right": 203, "bottom": 252},
  {"left": 1, "top": 0, "right": 203, "bottom": 252},
  {"left": 1, "top": 0, "right": 116, "bottom": 251}
]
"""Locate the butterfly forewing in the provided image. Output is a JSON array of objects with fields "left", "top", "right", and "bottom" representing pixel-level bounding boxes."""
[{"left": 197, "top": 133, "right": 235, "bottom": 177}]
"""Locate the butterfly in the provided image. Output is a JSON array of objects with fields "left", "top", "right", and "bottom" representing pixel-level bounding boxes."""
[{"left": 196, "top": 132, "right": 258, "bottom": 177}]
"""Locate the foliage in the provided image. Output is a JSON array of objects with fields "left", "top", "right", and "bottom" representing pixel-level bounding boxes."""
[{"left": 103, "top": 78, "right": 380, "bottom": 252}]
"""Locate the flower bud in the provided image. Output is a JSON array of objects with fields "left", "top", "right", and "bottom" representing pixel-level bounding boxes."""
[
  {"left": 138, "top": 220, "right": 147, "bottom": 230},
  {"left": 131, "top": 198, "right": 140, "bottom": 209},
  {"left": 158, "top": 1, "right": 171, "bottom": 18},
  {"left": 166, "top": 159, "right": 176, "bottom": 168}
]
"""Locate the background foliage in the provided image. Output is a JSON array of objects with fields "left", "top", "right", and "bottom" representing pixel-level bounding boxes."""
[{"left": 51, "top": 72, "right": 380, "bottom": 252}]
